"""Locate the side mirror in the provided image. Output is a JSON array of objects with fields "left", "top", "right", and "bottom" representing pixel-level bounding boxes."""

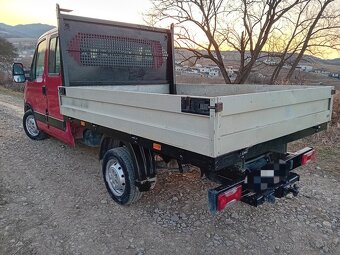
[{"left": 12, "top": 63, "right": 26, "bottom": 83}]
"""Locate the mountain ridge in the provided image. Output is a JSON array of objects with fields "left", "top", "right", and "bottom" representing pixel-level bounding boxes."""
[{"left": 0, "top": 23, "right": 55, "bottom": 39}]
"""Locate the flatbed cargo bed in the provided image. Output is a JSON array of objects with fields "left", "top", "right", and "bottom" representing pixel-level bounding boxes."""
[{"left": 59, "top": 84, "right": 333, "bottom": 158}]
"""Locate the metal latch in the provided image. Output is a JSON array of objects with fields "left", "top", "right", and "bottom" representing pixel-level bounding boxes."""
[
  {"left": 208, "top": 102, "right": 223, "bottom": 113},
  {"left": 181, "top": 97, "right": 223, "bottom": 115},
  {"left": 58, "top": 87, "right": 66, "bottom": 96},
  {"left": 42, "top": 85, "right": 47, "bottom": 96}
]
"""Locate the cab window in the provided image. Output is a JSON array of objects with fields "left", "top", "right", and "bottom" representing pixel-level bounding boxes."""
[
  {"left": 31, "top": 40, "right": 46, "bottom": 80},
  {"left": 48, "top": 37, "right": 61, "bottom": 74}
]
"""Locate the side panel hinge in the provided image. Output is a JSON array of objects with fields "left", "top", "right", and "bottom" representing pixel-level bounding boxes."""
[
  {"left": 181, "top": 97, "right": 223, "bottom": 115},
  {"left": 208, "top": 102, "right": 223, "bottom": 113}
]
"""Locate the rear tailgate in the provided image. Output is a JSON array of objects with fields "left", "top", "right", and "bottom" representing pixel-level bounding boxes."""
[{"left": 214, "top": 86, "right": 334, "bottom": 157}]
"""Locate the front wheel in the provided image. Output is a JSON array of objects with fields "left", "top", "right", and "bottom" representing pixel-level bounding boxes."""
[
  {"left": 23, "top": 110, "right": 47, "bottom": 140},
  {"left": 102, "top": 147, "right": 142, "bottom": 205}
]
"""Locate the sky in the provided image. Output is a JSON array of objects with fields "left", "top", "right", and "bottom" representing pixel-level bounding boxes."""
[
  {"left": 0, "top": 0, "right": 152, "bottom": 26},
  {"left": 0, "top": 0, "right": 339, "bottom": 59}
]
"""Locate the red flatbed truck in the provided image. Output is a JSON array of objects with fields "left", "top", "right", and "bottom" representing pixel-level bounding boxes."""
[{"left": 12, "top": 5, "right": 334, "bottom": 213}]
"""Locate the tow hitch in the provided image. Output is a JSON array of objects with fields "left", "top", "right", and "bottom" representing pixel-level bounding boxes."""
[
  {"left": 208, "top": 147, "right": 315, "bottom": 213},
  {"left": 241, "top": 172, "right": 300, "bottom": 207}
]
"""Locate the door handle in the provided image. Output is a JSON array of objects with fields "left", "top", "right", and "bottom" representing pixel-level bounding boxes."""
[{"left": 42, "top": 85, "right": 46, "bottom": 95}]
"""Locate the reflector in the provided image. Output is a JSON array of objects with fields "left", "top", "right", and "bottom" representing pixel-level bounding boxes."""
[
  {"left": 301, "top": 149, "right": 316, "bottom": 165},
  {"left": 217, "top": 185, "right": 242, "bottom": 211}
]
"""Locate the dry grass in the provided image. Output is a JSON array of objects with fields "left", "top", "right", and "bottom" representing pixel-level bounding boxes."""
[
  {"left": 0, "top": 85, "right": 24, "bottom": 97},
  {"left": 303, "top": 91, "right": 340, "bottom": 146},
  {"left": 305, "top": 125, "right": 340, "bottom": 147},
  {"left": 331, "top": 90, "right": 340, "bottom": 125},
  {"left": 1, "top": 82, "right": 25, "bottom": 92}
]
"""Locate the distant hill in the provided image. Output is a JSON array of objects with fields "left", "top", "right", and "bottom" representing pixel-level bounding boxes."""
[
  {"left": 0, "top": 23, "right": 55, "bottom": 39},
  {"left": 177, "top": 49, "right": 340, "bottom": 67},
  {"left": 322, "top": 58, "right": 340, "bottom": 66}
]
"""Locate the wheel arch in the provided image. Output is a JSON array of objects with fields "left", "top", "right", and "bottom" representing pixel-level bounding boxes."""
[
  {"left": 99, "top": 135, "right": 122, "bottom": 160},
  {"left": 22, "top": 109, "right": 47, "bottom": 140},
  {"left": 24, "top": 103, "right": 33, "bottom": 112},
  {"left": 100, "top": 135, "right": 156, "bottom": 192}
]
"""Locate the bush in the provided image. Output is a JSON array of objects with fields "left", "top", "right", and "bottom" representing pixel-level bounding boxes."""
[
  {"left": 3, "top": 82, "right": 25, "bottom": 92},
  {"left": 332, "top": 91, "right": 340, "bottom": 126}
]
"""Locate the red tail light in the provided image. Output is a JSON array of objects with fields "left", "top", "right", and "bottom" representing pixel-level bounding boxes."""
[
  {"left": 217, "top": 185, "right": 242, "bottom": 211},
  {"left": 301, "top": 149, "right": 316, "bottom": 165}
]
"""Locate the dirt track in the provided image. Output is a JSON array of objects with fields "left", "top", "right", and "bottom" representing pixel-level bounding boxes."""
[{"left": 0, "top": 88, "right": 339, "bottom": 255}]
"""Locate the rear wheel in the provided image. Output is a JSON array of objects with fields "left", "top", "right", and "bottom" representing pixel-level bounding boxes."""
[
  {"left": 23, "top": 110, "right": 47, "bottom": 140},
  {"left": 102, "top": 147, "right": 142, "bottom": 205}
]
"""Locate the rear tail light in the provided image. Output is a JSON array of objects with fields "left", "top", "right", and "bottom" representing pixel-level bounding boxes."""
[
  {"left": 301, "top": 149, "right": 316, "bottom": 165},
  {"left": 217, "top": 185, "right": 242, "bottom": 211}
]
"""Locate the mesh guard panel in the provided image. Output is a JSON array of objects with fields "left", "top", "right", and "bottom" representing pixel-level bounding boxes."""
[
  {"left": 68, "top": 33, "right": 167, "bottom": 69},
  {"left": 58, "top": 13, "right": 172, "bottom": 86}
]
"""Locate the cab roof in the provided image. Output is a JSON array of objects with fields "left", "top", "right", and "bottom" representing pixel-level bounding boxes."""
[{"left": 38, "top": 27, "right": 58, "bottom": 42}]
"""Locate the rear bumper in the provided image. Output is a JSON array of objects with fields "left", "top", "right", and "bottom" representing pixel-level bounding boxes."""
[{"left": 208, "top": 147, "right": 315, "bottom": 213}]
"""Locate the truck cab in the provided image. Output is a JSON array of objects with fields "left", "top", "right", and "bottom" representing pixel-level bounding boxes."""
[{"left": 15, "top": 29, "right": 75, "bottom": 146}]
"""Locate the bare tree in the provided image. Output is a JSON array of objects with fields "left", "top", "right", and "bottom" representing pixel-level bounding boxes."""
[
  {"left": 147, "top": 0, "right": 232, "bottom": 83},
  {"left": 0, "top": 37, "right": 17, "bottom": 82},
  {"left": 147, "top": 0, "right": 340, "bottom": 84},
  {"left": 265, "top": 0, "right": 340, "bottom": 84},
  {"left": 285, "top": 0, "right": 339, "bottom": 80},
  {"left": 261, "top": 0, "right": 340, "bottom": 84},
  {"left": 267, "top": 1, "right": 311, "bottom": 84},
  {"left": 148, "top": 0, "right": 305, "bottom": 83},
  {"left": 233, "top": 0, "right": 303, "bottom": 83}
]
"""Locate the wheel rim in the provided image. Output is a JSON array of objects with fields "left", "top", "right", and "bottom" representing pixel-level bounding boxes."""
[
  {"left": 105, "top": 159, "right": 126, "bottom": 196},
  {"left": 26, "top": 115, "right": 39, "bottom": 137}
]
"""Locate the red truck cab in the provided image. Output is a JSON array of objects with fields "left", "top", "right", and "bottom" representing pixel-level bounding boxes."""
[{"left": 16, "top": 29, "right": 75, "bottom": 146}]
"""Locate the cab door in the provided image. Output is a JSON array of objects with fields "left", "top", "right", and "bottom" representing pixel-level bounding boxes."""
[
  {"left": 25, "top": 39, "right": 49, "bottom": 132},
  {"left": 45, "top": 35, "right": 75, "bottom": 146},
  {"left": 46, "top": 36, "right": 63, "bottom": 123}
]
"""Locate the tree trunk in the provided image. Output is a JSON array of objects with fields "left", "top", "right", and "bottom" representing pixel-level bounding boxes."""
[{"left": 286, "top": 0, "right": 333, "bottom": 81}]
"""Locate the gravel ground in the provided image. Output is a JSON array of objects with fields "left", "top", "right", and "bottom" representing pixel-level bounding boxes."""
[{"left": 0, "top": 87, "right": 339, "bottom": 255}]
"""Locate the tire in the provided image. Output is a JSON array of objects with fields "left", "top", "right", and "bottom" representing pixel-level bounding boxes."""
[
  {"left": 102, "top": 147, "right": 142, "bottom": 205},
  {"left": 23, "top": 110, "right": 47, "bottom": 140}
]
